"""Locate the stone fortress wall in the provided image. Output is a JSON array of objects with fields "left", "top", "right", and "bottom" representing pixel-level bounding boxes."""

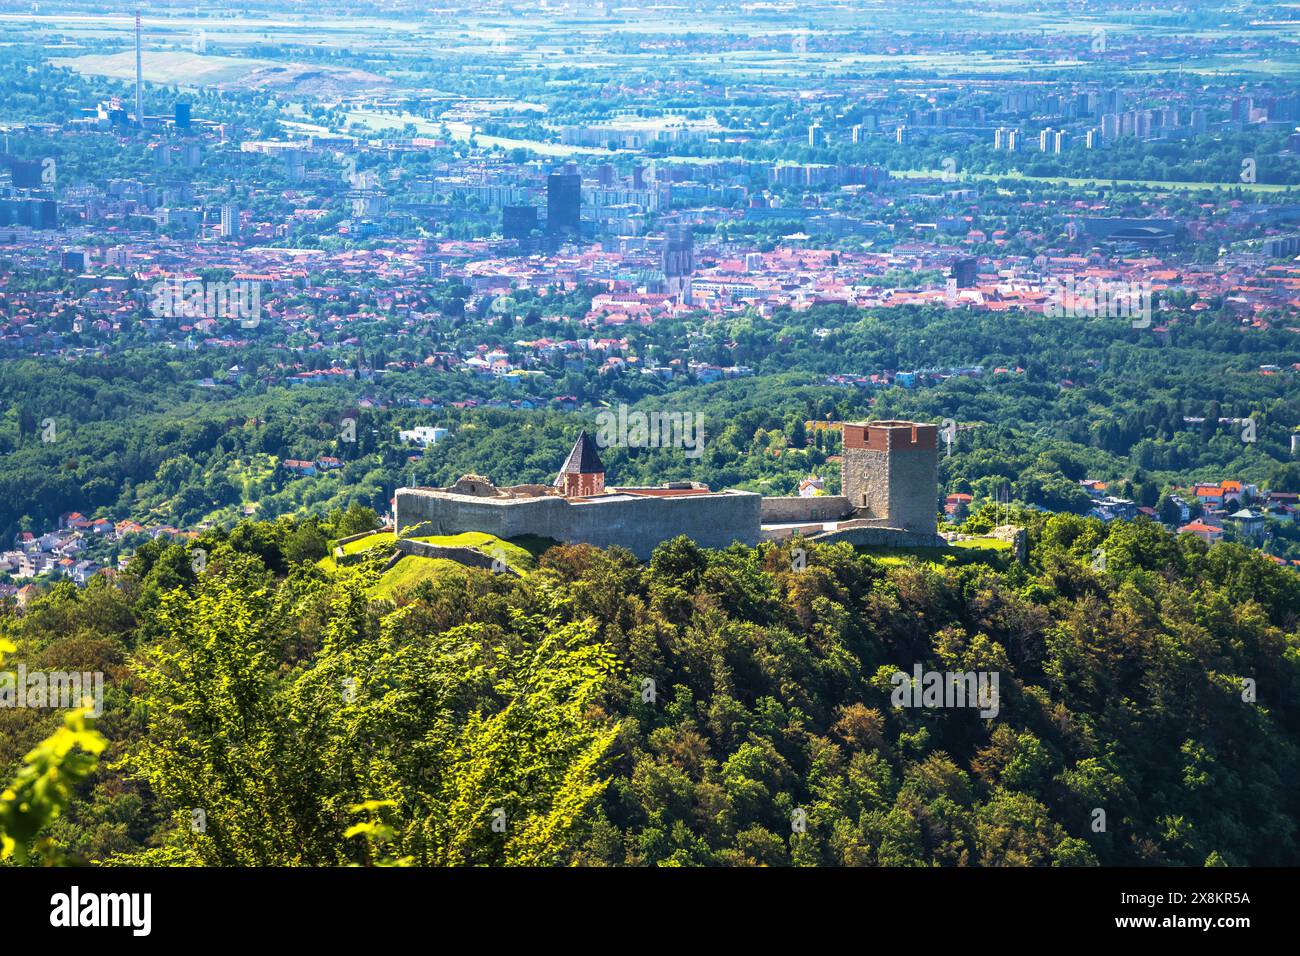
[
  {"left": 759, "top": 495, "right": 853, "bottom": 524},
  {"left": 395, "top": 485, "right": 760, "bottom": 560},
  {"left": 561, "top": 492, "right": 760, "bottom": 558},
  {"left": 397, "top": 486, "right": 571, "bottom": 540},
  {"left": 395, "top": 420, "right": 941, "bottom": 561},
  {"left": 806, "top": 523, "right": 946, "bottom": 549}
]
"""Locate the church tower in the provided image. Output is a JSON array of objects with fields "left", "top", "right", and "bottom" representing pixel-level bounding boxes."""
[{"left": 554, "top": 431, "right": 606, "bottom": 498}]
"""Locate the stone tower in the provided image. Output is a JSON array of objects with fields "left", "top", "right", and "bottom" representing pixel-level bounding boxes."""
[
  {"left": 841, "top": 420, "right": 938, "bottom": 533},
  {"left": 554, "top": 431, "right": 606, "bottom": 498}
]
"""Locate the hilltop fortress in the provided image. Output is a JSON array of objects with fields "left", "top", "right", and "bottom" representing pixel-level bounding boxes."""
[{"left": 395, "top": 420, "right": 941, "bottom": 560}]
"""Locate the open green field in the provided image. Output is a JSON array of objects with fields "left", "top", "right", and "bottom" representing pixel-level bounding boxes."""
[
  {"left": 343, "top": 110, "right": 616, "bottom": 157},
  {"left": 17, "top": 4, "right": 1295, "bottom": 71},
  {"left": 8, "top": 13, "right": 418, "bottom": 52},
  {"left": 683, "top": 50, "right": 1091, "bottom": 78},
  {"left": 52, "top": 50, "right": 388, "bottom": 92},
  {"left": 1126, "top": 54, "right": 1300, "bottom": 77},
  {"left": 51, "top": 50, "right": 273, "bottom": 85},
  {"left": 898, "top": 168, "right": 1298, "bottom": 195},
  {"left": 237, "top": 455, "right": 278, "bottom": 498}
]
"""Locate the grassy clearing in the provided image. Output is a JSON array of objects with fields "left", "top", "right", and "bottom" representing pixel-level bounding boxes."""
[
  {"left": 368, "top": 531, "right": 558, "bottom": 601},
  {"left": 52, "top": 51, "right": 277, "bottom": 85},
  {"left": 316, "top": 530, "right": 396, "bottom": 571},
  {"left": 340, "top": 531, "right": 396, "bottom": 555},
  {"left": 857, "top": 540, "right": 1011, "bottom": 568},
  {"left": 406, "top": 531, "right": 554, "bottom": 571},
  {"left": 317, "top": 530, "right": 555, "bottom": 575},
  {"left": 369, "top": 555, "right": 462, "bottom": 602},
  {"left": 949, "top": 536, "right": 1012, "bottom": 551}
]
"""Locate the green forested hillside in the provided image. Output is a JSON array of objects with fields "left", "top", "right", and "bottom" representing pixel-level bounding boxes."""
[
  {"left": 2, "top": 301, "right": 1299, "bottom": 546},
  {"left": 2, "top": 509, "right": 1297, "bottom": 866}
]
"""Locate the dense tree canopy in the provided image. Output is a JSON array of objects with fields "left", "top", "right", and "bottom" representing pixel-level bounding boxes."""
[{"left": 2, "top": 507, "right": 1297, "bottom": 866}]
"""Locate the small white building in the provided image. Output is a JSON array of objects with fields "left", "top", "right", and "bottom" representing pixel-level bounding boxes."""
[
  {"left": 798, "top": 477, "right": 826, "bottom": 497},
  {"left": 398, "top": 426, "right": 449, "bottom": 448}
]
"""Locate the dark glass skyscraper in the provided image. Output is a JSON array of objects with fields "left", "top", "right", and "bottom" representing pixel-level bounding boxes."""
[
  {"left": 546, "top": 172, "right": 581, "bottom": 237},
  {"left": 951, "top": 257, "right": 978, "bottom": 289},
  {"left": 503, "top": 205, "right": 538, "bottom": 240}
]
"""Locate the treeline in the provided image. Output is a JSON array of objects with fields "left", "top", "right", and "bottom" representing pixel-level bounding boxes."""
[{"left": 1, "top": 300, "right": 1297, "bottom": 539}]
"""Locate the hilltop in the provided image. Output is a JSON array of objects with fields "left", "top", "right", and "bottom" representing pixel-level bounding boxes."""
[{"left": 2, "top": 506, "right": 1298, "bottom": 866}]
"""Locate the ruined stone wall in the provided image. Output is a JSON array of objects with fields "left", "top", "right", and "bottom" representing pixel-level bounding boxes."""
[
  {"left": 989, "top": 525, "right": 1029, "bottom": 564},
  {"left": 809, "top": 525, "right": 946, "bottom": 548},
  {"left": 759, "top": 495, "right": 852, "bottom": 524},
  {"left": 566, "top": 492, "right": 760, "bottom": 559},
  {"left": 394, "top": 538, "right": 521, "bottom": 576},
  {"left": 395, "top": 489, "right": 569, "bottom": 540},
  {"left": 395, "top": 487, "right": 762, "bottom": 561},
  {"left": 335, "top": 529, "right": 383, "bottom": 548}
]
